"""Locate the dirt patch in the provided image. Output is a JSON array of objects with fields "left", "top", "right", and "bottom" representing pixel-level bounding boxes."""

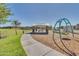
[{"left": 32, "top": 31, "right": 79, "bottom": 56}]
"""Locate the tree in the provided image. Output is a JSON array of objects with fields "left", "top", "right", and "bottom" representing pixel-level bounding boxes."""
[
  {"left": 0, "top": 4, "right": 11, "bottom": 23},
  {"left": 12, "top": 20, "right": 21, "bottom": 35},
  {"left": 0, "top": 4, "right": 11, "bottom": 38}
]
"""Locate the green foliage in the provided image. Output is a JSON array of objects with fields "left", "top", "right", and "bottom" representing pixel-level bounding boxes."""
[
  {"left": 11, "top": 20, "right": 21, "bottom": 35},
  {"left": 12, "top": 20, "right": 21, "bottom": 27},
  {"left": 55, "top": 31, "right": 69, "bottom": 35},
  {"left": 61, "top": 32, "right": 69, "bottom": 35},
  {"left": 0, "top": 3, "right": 11, "bottom": 24}
]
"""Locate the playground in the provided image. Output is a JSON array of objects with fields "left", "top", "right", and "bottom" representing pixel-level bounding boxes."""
[
  {"left": 32, "top": 18, "right": 79, "bottom": 56},
  {"left": 32, "top": 31, "right": 79, "bottom": 55}
]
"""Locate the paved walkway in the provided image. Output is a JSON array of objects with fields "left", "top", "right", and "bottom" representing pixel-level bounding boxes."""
[{"left": 21, "top": 34, "right": 65, "bottom": 56}]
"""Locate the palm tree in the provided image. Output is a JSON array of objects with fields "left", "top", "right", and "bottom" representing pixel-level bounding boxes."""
[{"left": 12, "top": 20, "right": 21, "bottom": 35}]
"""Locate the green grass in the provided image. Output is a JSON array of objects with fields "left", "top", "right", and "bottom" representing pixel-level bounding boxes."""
[
  {"left": 0, "top": 28, "right": 30, "bottom": 56},
  {"left": 54, "top": 31, "right": 69, "bottom": 35}
]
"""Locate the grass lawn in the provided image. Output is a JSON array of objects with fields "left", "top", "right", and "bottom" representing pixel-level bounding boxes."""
[{"left": 0, "top": 28, "right": 30, "bottom": 56}]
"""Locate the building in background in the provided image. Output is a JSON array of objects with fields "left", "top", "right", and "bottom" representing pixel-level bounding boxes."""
[{"left": 75, "top": 24, "right": 79, "bottom": 30}]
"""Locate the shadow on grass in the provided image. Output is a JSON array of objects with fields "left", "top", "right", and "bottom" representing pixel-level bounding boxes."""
[
  {"left": 26, "top": 32, "right": 48, "bottom": 35},
  {"left": 0, "top": 36, "right": 7, "bottom": 39}
]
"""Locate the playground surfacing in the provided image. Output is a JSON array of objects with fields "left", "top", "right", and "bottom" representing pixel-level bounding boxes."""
[{"left": 32, "top": 31, "right": 79, "bottom": 56}]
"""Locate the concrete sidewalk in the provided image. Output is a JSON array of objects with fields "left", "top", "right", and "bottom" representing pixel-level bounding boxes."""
[{"left": 21, "top": 34, "right": 65, "bottom": 56}]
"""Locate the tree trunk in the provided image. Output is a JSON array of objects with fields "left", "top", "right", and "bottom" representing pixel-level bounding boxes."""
[
  {"left": 15, "top": 27, "right": 17, "bottom": 35},
  {"left": 0, "top": 24, "right": 1, "bottom": 39},
  {"left": 0, "top": 31, "right": 1, "bottom": 39},
  {"left": 15, "top": 29, "right": 17, "bottom": 35}
]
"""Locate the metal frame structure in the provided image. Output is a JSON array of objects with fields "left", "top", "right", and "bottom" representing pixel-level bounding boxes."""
[{"left": 53, "top": 18, "right": 76, "bottom": 56}]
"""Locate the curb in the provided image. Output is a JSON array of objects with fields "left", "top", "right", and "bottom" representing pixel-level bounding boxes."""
[{"left": 21, "top": 34, "right": 65, "bottom": 56}]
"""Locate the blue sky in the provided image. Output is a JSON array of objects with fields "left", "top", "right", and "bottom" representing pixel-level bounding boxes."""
[{"left": 5, "top": 3, "right": 79, "bottom": 26}]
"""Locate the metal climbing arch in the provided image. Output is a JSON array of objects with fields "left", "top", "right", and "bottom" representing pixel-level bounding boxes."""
[{"left": 53, "top": 18, "right": 76, "bottom": 56}]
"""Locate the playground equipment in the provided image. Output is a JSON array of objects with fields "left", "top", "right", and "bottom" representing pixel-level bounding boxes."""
[
  {"left": 32, "top": 24, "right": 49, "bottom": 34},
  {"left": 53, "top": 18, "right": 76, "bottom": 56}
]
